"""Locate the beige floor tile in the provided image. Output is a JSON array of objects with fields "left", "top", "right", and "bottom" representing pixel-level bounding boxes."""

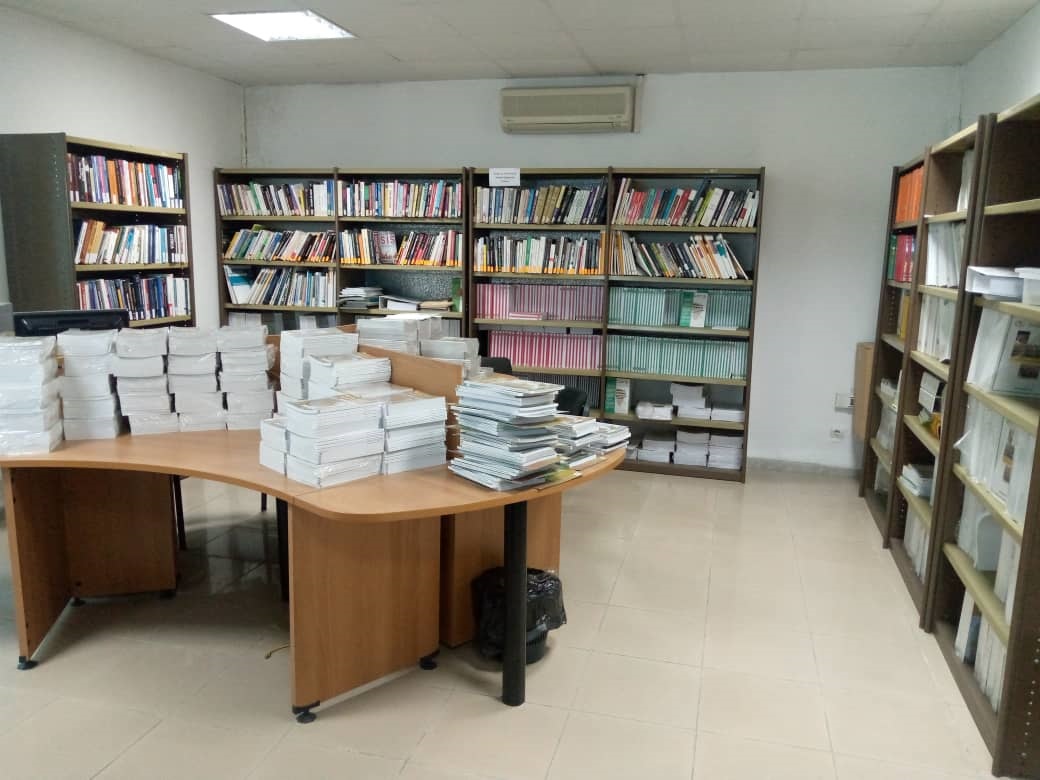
[
  {"left": 0, "top": 625, "right": 140, "bottom": 694},
  {"left": 204, "top": 524, "right": 278, "bottom": 563},
  {"left": 398, "top": 763, "right": 496, "bottom": 780},
  {"left": 0, "top": 684, "right": 57, "bottom": 737},
  {"left": 610, "top": 560, "right": 710, "bottom": 615},
  {"left": 96, "top": 718, "right": 272, "bottom": 779},
  {"left": 693, "top": 732, "right": 837, "bottom": 779},
  {"left": 813, "top": 632, "right": 941, "bottom": 697},
  {"left": 0, "top": 697, "right": 159, "bottom": 780},
  {"left": 833, "top": 753, "right": 987, "bottom": 780},
  {"left": 593, "top": 604, "right": 705, "bottom": 665},
  {"left": 558, "top": 534, "right": 627, "bottom": 603},
  {"left": 282, "top": 673, "right": 450, "bottom": 758},
  {"left": 793, "top": 533, "right": 886, "bottom": 567},
  {"left": 804, "top": 587, "right": 918, "bottom": 641},
  {"left": 410, "top": 691, "right": 568, "bottom": 780},
  {"left": 560, "top": 503, "right": 639, "bottom": 540},
  {"left": 798, "top": 559, "right": 892, "bottom": 597},
  {"left": 548, "top": 712, "right": 696, "bottom": 780},
  {"left": 712, "top": 526, "right": 797, "bottom": 558},
  {"left": 552, "top": 599, "right": 606, "bottom": 649},
  {"left": 823, "top": 687, "right": 983, "bottom": 775},
  {"left": 698, "top": 668, "right": 830, "bottom": 751},
  {"left": 624, "top": 536, "right": 713, "bottom": 574},
  {"left": 703, "top": 622, "right": 817, "bottom": 682},
  {"left": 575, "top": 651, "right": 700, "bottom": 729},
  {"left": 248, "top": 740, "right": 403, "bottom": 779},
  {"left": 635, "top": 506, "right": 714, "bottom": 545},
  {"left": 176, "top": 552, "right": 261, "bottom": 595},
  {"left": 707, "top": 581, "right": 810, "bottom": 635},
  {"left": 710, "top": 535, "right": 802, "bottom": 591}
]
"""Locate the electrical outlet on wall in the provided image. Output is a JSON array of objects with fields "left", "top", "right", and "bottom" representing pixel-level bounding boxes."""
[
  {"left": 830, "top": 428, "right": 845, "bottom": 440},
  {"left": 834, "top": 392, "right": 854, "bottom": 410}
]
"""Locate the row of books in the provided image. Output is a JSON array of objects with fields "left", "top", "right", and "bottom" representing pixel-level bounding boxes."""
[
  {"left": 223, "top": 267, "right": 337, "bottom": 308},
  {"left": 606, "top": 335, "right": 747, "bottom": 380},
  {"left": 217, "top": 181, "right": 336, "bottom": 217},
  {"left": 917, "top": 295, "right": 956, "bottom": 362},
  {"left": 925, "top": 222, "right": 965, "bottom": 288},
  {"left": 339, "top": 229, "right": 463, "bottom": 267},
  {"left": 608, "top": 287, "right": 751, "bottom": 330},
  {"left": 0, "top": 336, "right": 62, "bottom": 454},
  {"left": 612, "top": 179, "right": 758, "bottom": 228},
  {"left": 474, "top": 235, "right": 604, "bottom": 275},
  {"left": 75, "top": 275, "right": 191, "bottom": 321},
  {"left": 886, "top": 234, "right": 916, "bottom": 283},
  {"left": 610, "top": 233, "right": 748, "bottom": 280},
  {"left": 967, "top": 309, "right": 1040, "bottom": 398},
  {"left": 904, "top": 501, "right": 930, "bottom": 580},
  {"left": 487, "top": 331, "right": 602, "bottom": 371},
  {"left": 954, "top": 587, "right": 1008, "bottom": 713},
  {"left": 473, "top": 184, "right": 608, "bottom": 225},
  {"left": 475, "top": 282, "right": 603, "bottom": 322},
  {"left": 957, "top": 396, "right": 1034, "bottom": 523},
  {"left": 67, "top": 152, "right": 183, "bottom": 209},
  {"left": 633, "top": 429, "right": 743, "bottom": 469},
  {"left": 223, "top": 228, "right": 336, "bottom": 263},
  {"left": 339, "top": 179, "right": 463, "bottom": 219},
  {"left": 74, "top": 220, "right": 189, "bottom": 266},
  {"left": 894, "top": 167, "right": 923, "bottom": 223}
]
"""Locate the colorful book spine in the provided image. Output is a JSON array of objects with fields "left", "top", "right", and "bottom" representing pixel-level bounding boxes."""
[
  {"left": 475, "top": 283, "right": 604, "bottom": 320},
  {"left": 487, "top": 331, "right": 602, "bottom": 371},
  {"left": 76, "top": 275, "right": 191, "bottom": 321}
]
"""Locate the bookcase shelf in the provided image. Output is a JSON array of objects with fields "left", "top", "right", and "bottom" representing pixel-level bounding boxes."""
[
  {"left": 340, "top": 264, "right": 462, "bottom": 273},
  {"left": 943, "top": 544, "right": 1009, "bottom": 644},
  {"left": 919, "top": 285, "right": 959, "bottom": 301},
  {"left": 618, "top": 460, "right": 743, "bottom": 481},
  {"left": 952, "top": 464, "right": 1022, "bottom": 543},
  {"left": 602, "top": 411, "right": 744, "bottom": 431},
  {"left": 512, "top": 366, "right": 603, "bottom": 377},
  {"left": 896, "top": 477, "right": 933, "bottom": 530},
  {"left": 978, "top": 297, "right": 1040, "bottom": 324},
  {"left": 925, "top": 210, "right": 968, "bottom": 223},
  {"left": 473, "top": 271, "right": 605, "bottom": 281},
  {"left": 339, "top": 216, "right": 463, "bottom": 224},
  {"left": 0, "top": 133, "right": 196, "bottom": 328},
  {"left": 982, "top": 198, "right": 1040, "bottom": 217},
  {"left": 880, "top": 332, "right": 905, "bottom": 352},
  {"left": 910, "top": 350, "right": 950, "bottom": 381},
  {"left": 472, "top": 222, "right": 605, "bottom": 231},
  {"left": 611, "top": 224, "right": 756, "bottom": 234},
  {"left": 889, "top": 538, "right": 927, "bottom": 611},
  {"left": 218, "top": 215, "right": 334, "bottom": 223},
  {"left": 892, "top": 219, "right": 919, "bottom": 231},
  {"left": 223, "top": 259, "right": 335, "bottom": 269},
  {"left": 887, "top": 279, "right": 912, "bottom": 290},
  {"left": 605, "top": 370, "right": 747, "bottom": 386},
  {"left": 341, "top": 308, "right": 462, "bottom": 319},
  {"left": 903, "top": 414, "right": 940, "bottom": 456},
  {"left": 964, "top": 383, "right": 1040, "bottom": 433},
  {"left": 225, "top": 304, "right": 338, "bottom": 313},
  {"left": 870, "top": 437, "right": 893, "bottom": 470},
  {"left": 606, "top": 323, "right": 750, "bottom": 338}
]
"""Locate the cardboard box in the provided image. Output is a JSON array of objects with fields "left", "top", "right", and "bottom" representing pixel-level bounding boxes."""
[{"left": 854, "top": 341, "right": 874, "bottom": 441}]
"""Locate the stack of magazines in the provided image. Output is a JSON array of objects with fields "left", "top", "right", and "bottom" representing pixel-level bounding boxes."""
[
  {"left": 549, "top": 415, "right": 604, "bottom": 469},
  {"left": 61, "top": 328, "right": 121, "bottom": 440},
  {"left": 279, "top": 327, "right": 358, "bottom": 402},
  {"left": 217, "top": 325, "right": 274, "bottom": 430},
  {"left": 0, "top": 336, "right": 62, "bottom": 454},
  {"left": 306, "top": 352, "right": 392, "bottom": 399},
  {"left": 450, "top": 377, "right": 565, "bottom": 490},
  {"left": 381, "top": 389, "right": 448, "bottom": 474}
]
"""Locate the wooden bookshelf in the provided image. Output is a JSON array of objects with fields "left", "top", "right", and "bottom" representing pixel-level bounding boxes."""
[
  {"left": 0, "top": 133, "right": 196, "bottom": 327},
  {"left": 473, "top": 318, "right": 600, "bottom": 328},
  {"left": 606, "top": 323, "right": 750, "bottom": 338},
  {"left": 617, "top": 460, "right": 743, "bottom": 481},
  {"left": 611, "top": 224, "right": 756, "bottom": 234},
  {"left": 608, "top": 275, "right": 752, "bottom": 287},
  {"left": 602, "top": 411, "right": 744, "bottom": 431},
  {"left": 472, "top": 222, "right": 606, "bottom": 231},
  {"left": 605, "top": 370, "right": 747, "bottom": 386}
]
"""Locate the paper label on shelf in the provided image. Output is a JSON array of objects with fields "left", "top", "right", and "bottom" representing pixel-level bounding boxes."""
[{"left": 489, "top": 168, "right": 521, "bottom": 187}]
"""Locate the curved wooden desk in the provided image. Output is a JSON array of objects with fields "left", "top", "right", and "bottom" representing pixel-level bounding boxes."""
[{"left": 0, "top": 431, "right": 622, "bottom": 720}]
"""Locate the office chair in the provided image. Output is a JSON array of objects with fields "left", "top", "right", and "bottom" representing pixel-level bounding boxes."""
[
  {"left": 556, "top": 386, "right": 588, "bottom": 416},
  {"left": 480, "top": 356, "right": 513, "bottom": 375}
]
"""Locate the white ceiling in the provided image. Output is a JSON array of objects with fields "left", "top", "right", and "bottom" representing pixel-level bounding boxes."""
[{"left": 6, "top": 0, "right": 1038, "bottom": 85}]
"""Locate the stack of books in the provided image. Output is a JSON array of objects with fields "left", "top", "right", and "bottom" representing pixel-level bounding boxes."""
[
  {"left": 276, "top": 396, "right": 384, "bottom": 487},
  {"left": 131, "top": 326, "right": 212, "bottom": 435},
  {"left": 450, "top": 378, "right": 564, "bottom": 490},
  {"left": 674, "top": 430, "right": 709, "bottom": 467},
  {"left": 161, "top": 328, "right": 219, "bottom": 432},
  {"left": 638, "top": 431, "right": 675, "bottom": 463},
  {"left": 549, "top": 415, "right": 603, "bottom": 469},
  {"left": 671, "top": 383, "right": 710, "bottom": 420},
  {"left": 900, "top": 462, "right": 935, "bottom": 498},
  {"left": 355, "top": 314, "right": 433, "bottom": 354},
  {"left": 635, "top": 401, "right": 673, "bottom": 421},
  {"left": 708, "top": 433, "right": 743, "bottom": 470},
  {"left": 710, "top": 403, "right": 744, "bottom": 423},
  {"left": 259, "top": 416, "right": 289, "bottom": 473},
  {"left": 60, "top": 329, "right": 121, "bottom": 440},
  {"left": 381, "top": 390, "right": 448, "bottom": 474},
  {"left": 419, "top": 337, "right": 480, "bottom": 378},
  {"left": 338, "top": 286, "right": 382, "bottom": 309},
  {"left": 278, "top": 327, "right": 359, "bottom": 403},
  {"left": 306, "top": 353, "right": 392, "bottom": 399},
  {"left": 588, "top": 422, "right": 631, "bottom": 454},
  {"left": 0, "top": 336, "right": 62, "bottom": 454},
  {"left": 217, "top": 325, "right": 272, "bottom": 430}
]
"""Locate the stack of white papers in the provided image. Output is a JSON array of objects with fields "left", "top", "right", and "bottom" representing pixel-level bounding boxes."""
[
  {"left": 639, "top": 431, "right": 675, "bottom": 463},
  {"left": 219, "top": 343, "right": 274, "bottom": 429},
  {"left": 635, "top": 401, "right": 674, "bottom": 420},
  {"left": 59, "top": 329, "right": 122, "bottom": 440},
  {"left": 710, "top": 403, "right": 745, "bottom": 422},
  {"left": 178, "top": 412, "right": 227, "bottom": 432},
  {"left": 217, "top": 324, "right": 268, "bottom": 352},
  {"left": 671, "top": 382, "right": 708, "bottom": 418},
  {"left": 900, "top": 462, "right": 935, "bottom": 498},
  {"left": 278, "top": 395, "right": 384, "bottom": 487},
  {"left": 280, "top": 328, "right": 358, "bottom": 380},
  {"left": 549, "top": 415, "right": 613, "bottom": 467},
  {"left": 286, "top": 453, "right": 382, "bottom": 488},
  {"left": 128, "top": 412, "right": 179, "bottom": 435},
  {"left": 357, "top": 316, "right": 422, "bottom": 354},
  {"left": 306, "top": 353, "right": 392, "bottom": 395},
  {"left": 0, "top": 336, "right": 62, "bottom": 453},
  {"left": 167, "top": 328, "right": 218, "bottom": 406},
  {"left": 339, "top": 286, "right": 382, "bottom": 307},
  {"left": 174, "top": 391, "right": 225, "bottom": 415},
  {"left": 674, "top": 429, "right": 709, "bottom": 467},
  {"left": 380, "top": 390, "right": 447, "bottom": 474},
  {"left": 259, "top": 416, "right": 289, "bottom": 474},
  {"left": 383, "top": 443, "right": 446, "bottom": 474},
  {"left": 113, "top": 331, "right": 171, "bottom": 428},
  {"left": 115, "top": 328, "right": 168, "bottom": 359},
  {"left": 168, "top": 327, "right": 218, "bottom": 356},
  {"left": 587, "top": 422, "right": 631, "bottom": 453},
  {"left": 708, "top": 433, "right": 744, "bottom": 469}
]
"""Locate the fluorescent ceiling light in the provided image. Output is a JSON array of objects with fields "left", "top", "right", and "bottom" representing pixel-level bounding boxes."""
[{"left": 211, "top": 10, "right": 353, "bottom": 42}]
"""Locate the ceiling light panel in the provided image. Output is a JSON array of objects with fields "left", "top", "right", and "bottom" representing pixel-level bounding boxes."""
[{"left": 211, "top": 10, "right": 353, "bottom": 41}]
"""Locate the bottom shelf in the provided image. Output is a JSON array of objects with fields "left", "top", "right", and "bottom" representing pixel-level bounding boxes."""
[
  {"left": 864, "top": 487, "right": 889, "bottom": 542},
  {"left": 888, "top": 538, "right": 925, "bottom": 618},
  {"left": 618, "top": 460, "right": 744, "bottom": 482},
  {"left": 933, "top": 621, "right": 998, "bottom": 757}
]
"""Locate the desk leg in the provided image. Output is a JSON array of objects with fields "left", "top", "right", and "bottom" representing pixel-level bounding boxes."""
[
  {"left": 276, "top": 499, "right": 288, "bottom": 602},
  {"left": 502, "top": 500, "right": 527, "bottom": 707}
]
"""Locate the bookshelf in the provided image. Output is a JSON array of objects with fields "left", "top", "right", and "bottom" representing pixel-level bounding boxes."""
[
  {"left": 213, "top": 168, "right": 466, "bottom": 332},
  {"left": 469, "top": 167, "right": 611, "bottom": 410},
  {"left": 605, "top": 167, "right": 763, "bottom": 481},
  {"left": 0, "top": 133, "right": 196, "bottom": 327}
]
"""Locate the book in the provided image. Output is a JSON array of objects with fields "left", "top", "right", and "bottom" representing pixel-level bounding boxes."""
[
  {"left": 339, "top": 229, "right": 463, "bottom": 267},
  {"left": 218, "top": 180, "right": 335, "bottom": 217},
  {"left": 610, "top": 232, "right": 747, "bottom": 279},
  {"left": 340, "top": 179, "right": 462, "bottom": 219},
  {"left": 76, "top": 274, "right": 191, "bottom": 321},
  {"left": 474, "top": 234, "right": 603, "bottom": 275},
  {"left": 223, "top": 227, "right": 336, "bottom": 263},
  {"left": 474, "top": 183, "right": 606, "bottom": 225},
  {"left": 74, "top": 220, "right": 189, "bottom": 266},
  {"left": 68, "top": 152, "right": 183, "bottom": 209},
  {"left": 476, "top": 282, "right": 603, "bottom": 321}
]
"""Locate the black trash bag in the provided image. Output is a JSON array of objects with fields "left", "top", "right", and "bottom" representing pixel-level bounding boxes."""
[{"left": 472, "top": 567, "right": 567, "bottom": 663}]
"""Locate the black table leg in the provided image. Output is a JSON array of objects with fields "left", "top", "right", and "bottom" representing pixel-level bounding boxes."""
[
  {"left": 172, "top": 476, "right": 187, "bottom": 551},
  {"left": 276, "top": 498, "right": 289, "bottom": 602},
  {"left": 503, "top": 500, "right": 527, "bottom": 706}
]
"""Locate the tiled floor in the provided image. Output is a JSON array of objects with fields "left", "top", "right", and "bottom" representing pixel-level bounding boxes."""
[{"left": 0, "top": 468, "right": 1005, "bottom": 779}]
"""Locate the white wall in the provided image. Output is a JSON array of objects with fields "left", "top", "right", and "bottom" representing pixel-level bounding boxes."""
[
  {"left": 960, "top": 2, "right": 1040, "bottom": 121},
  {"left": 0, "top": 7, "right": 244, "bottom": 329},
  {"left": 246, "top": 69, "right": 960, "bottom": 468}
]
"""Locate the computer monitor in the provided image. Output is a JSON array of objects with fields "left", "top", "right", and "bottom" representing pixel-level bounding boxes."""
[{"left": 13, "top": 308, "right": 130, "bottom": 337}]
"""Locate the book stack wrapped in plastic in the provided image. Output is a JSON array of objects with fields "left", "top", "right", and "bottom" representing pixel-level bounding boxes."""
[
  {"left": 0, "top": 336, "right": 62, "bottom": 454},
  {"left": 638, "top": 431, "right": 675, "bottom": 463},
  {"left": 278, "top": 327, "right": 359, "bottom": 405},
  {"left": 217, "top": 324, "right": 272, "bottom": 430},
  {"left": 60, "top": 329, "right": 121, "bottom": 440},
  {"left": 164, "top": 328, "right": 220, "bottom": 431},
  {"left": 708, "top": 432, "right": 743, "bottom": 469},
  {"left": 450, "top": 377, "right": 565, "bottom": 490},
  {"left": 306, "top": 353, "right": 392, "bottom": 399},
  {"left": 273, "top": 395, "right": 384, "bottom": 486},
  {"left": 356, "top": 315, "right": 423, "bottom": 354},
  {"left": 674, "top": 430, "right": 709, "bottom": 467},
  {"left": 259, "top": 415, "right": 289, "bottom": 474},
  {"left": 419, "top": 337, "right": 481, "bottom": 378},
  {"left": 381, "top": 389, "right": 447, "bottom": 474},
  {"left": 548, "top": 415, "right": 604, "bottom": 469},
  {"left": 670, "top": 383, "right": 710, "bottom": 420}
]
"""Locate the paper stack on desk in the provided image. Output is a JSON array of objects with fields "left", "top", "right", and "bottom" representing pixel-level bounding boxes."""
[
  {"left": 674, "top": 429, "right": 709, "bottom": 467},
  {"left": 61, "top": 328, "right": 122, "bottom": 440},
  {"left": 357, "top": 315, "right": 422, "bottom": 354},
  {"left": 279, "top": 327, "right": 359, "bottom": 402},
  {"left": 710, "top": 403, "right": 745, "bottom": 423},
  {"left": 306, "top": 353, "right": 392, "bottom": 398},
  {"left": 0, "top": 335, "right": 62, "bottom": 454},
  {"left": 259, "top": 415, "right": 289, "bottom": 474},
  {"left": 708, "top": 432, "right": 744, "bottom": 469},
  {"left": 420, "top": 337, "right": 480, "bottom": 378},
  {"left": 381, "top": 390, "right": 447, "bottom": 474},
  {"left": 450, "top": 377, "right": 564, "bottom": 490},
  {"left": 279, "top": 395, "right": 384, "bottom": 487},
  {"left": 217, "top": 324, "right": 273, "bottom": 430},
  {"left": 549, "top": 415, "right": 607, "bottom": 469}
]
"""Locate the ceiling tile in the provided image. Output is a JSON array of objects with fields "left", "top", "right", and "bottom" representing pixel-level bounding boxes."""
[
  {"left": 688, "top": 49, "right": 796, "bottom": 72},
  {"left": 405, "top": 60, "right": 510, "bottom": 80},
  {"left": 368, "top": 33, "right": 476, "bottom": 61},
  {"left": 791, "top": 45, "right": 909, "bottom": 68},
  {"left": 544, "top": 0, "right": 679, "bottom": 29},
  {"left": 468, "top": 28, "right": 580, "bottom": 60},
  {"left": 305, "top": 1, "right": 461, "bottom": 39},
  {"left": 686, "top": 20, "right": 799, "bottom": 52},
  {"left": 895, "top": 40, "right": 988, "bottom": 65},
  {"left": 936, "top": 0, "right": 1036, "bottom": 14},
  {"left": 571, "top": 27, "right": 685, "bottom": 58},
  {"left": 422, "top": 0, "right": 561, "bottom": 34},
  {"left": 798, "top": 15, "right": 928, "bottom": 48},
  {"left": 803, "top": 0, "right": 942, "bottom": 18},
  {"left": 677, "top": 0, "right": 805, "bottom": 23},
  {"left": 585, "top": 53, "right": 693, "bottom": 75},
  {"left": 496, "top": 58, "right": 598, "bottom": 77},
  {"left": 915, "top": 11, "right": 1025, "bottom": 44}
]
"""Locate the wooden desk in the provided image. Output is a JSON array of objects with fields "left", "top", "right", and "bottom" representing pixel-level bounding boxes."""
[{"left": 0, "top": 431, "right": 622, "bottom": 721}]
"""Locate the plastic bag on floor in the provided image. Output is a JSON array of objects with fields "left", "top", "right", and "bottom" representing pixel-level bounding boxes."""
[{"left": 471, "top": 567, "right": 566, "bottom": 663}]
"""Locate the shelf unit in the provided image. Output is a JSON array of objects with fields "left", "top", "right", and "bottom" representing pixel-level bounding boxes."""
[
  {"left": 923, "top": 95, "right": 1040, "bottom": 779},
  {"left": 213, "top": 168, "right": 466, "bottom": 332},
  {"left": 0, "top": 133, "right": 196, "bottom": 327}
]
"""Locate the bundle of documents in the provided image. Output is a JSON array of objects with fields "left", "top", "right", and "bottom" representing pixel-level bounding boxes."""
[
  {"left": 0, "top": 336, "right": 63, "bottom": 454},
  {"left": 710, "top": 403, "right": 745, "bottom": 422},
  {"left": 899, "top": 462, "right": 934, "bottom": 498},
  {"left": 278, "top": 395, "right": 385, "bottom": 486},
  {"left": 179, "top": 412, "right": 228, "bottom": 432},
  {"left": 219, "top": 345, "right": 274, "bottom": 428},
  {"left": 925, "top": 223, "right": 965, "bottom": 288},
  {"left": 968, "top": 309, "right": 1040, "bottom": 397},
  {"left": 587, "top": 422, "right": 632, "bottom": 454},
  {"left": 450, "top": 377, "right": 564, "bottom": 490},
  {"left": 168, "top": 326, "right": 218, "bottom": 357},
  {"left": 420, "top": 337, "right": 480, "bottom": 377},
  {"left": 128, "top": 412, "right": 179, "bottom": 435},
  {"left": 259, "top": 416, "right": 289, "bottom": 474},
  {"left": 916, "top": 295, "right": 956, "bottom": 362},
  {"left": 670, "top": 382, "right": 707, "bottom": 417},
  {"left": 674, "top": 430, "right": 709, "bottom": 467},
  {"left": 638, "top": 431, "right": 675, "bottom": 463},
  {"left": 279, "top": 327, "right": 358, "bottom": 381},
  {"left": 708, "top": 432, "right": 743, "bottom": 469},
  {"left": 338, "top": 286, "right": 382, "bottom": 308},
  {"left": 549, "top": 415, "right": 607, "bottom": 469},
  {"left": 57, "top": 329, "right": 121, "bottom": 440},
  {"left": 357, "top": 315, "right": 422, "bottom": 354},
  {"left": 174, "top": 391, "right": 225, "bottom": 415},
  {"left": 635, "top": 401, "right": 674, "bottom": 421},
  {"left": 217, "top": 324, "right": 267, "bottom": 352},
  {"left": 306, "top": 353, "right": 392, "bottom": 396}
]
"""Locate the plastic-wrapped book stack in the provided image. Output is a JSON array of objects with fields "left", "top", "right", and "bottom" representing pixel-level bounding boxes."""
[
  {"left": 276, "top": 395, "right": 384, "bottom": 486},
  {"left": 0, "top": 335, "right": 62, "bottom": 454},
  {"left": 167, "top": 328, "right": 220, "bottom": 432},
  {"left": 217, "top": 325, "right": 273, "bottom": 431},
  {"left": 306, "top": 352, "right": 392, "bottom": 400},
  {"left": 59, "top": 329, "right": 121, "bottom": 440},
  {"left": 671, "top": 383, "right": 710, "bottom": 420},
  {"left": 381, "top": 390, "right": 447, "bottom": 474},
  {"left": 450, "top": 377, "right": 564, "bottom": 490},
  {"left": 419, "top": 336, "right": 481, "bottom": 378},
  {"left": 674, "top": 430, "right": 708, "bottom": 467},
  {"left": 278, "top": 327, "right": 359, "bottom": 407},
  {"left": 708, "top": 433, "right": 743, "bottom": 469},
  {"left": 357, "top": 312, "right": 451, "bottom": 355}
]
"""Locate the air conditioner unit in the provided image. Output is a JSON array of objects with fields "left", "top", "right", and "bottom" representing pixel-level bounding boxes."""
[{"left": 500, "top": 86, "right": 635, "bottom": 134}]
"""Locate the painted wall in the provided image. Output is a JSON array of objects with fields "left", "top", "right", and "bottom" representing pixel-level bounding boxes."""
[
  {"left": 960, "top": 2, "right": 1040, "bottom": 121},
  {"left": 0, "top": 7, "right": 244, "bottom": 329},
  {"left": 246, "top": 69, "right": 961, "bottom": 468}
]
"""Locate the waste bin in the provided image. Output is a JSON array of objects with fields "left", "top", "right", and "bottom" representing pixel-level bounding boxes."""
[{"left": 472, "top": 567, "right": 566, "bottom": 663}]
